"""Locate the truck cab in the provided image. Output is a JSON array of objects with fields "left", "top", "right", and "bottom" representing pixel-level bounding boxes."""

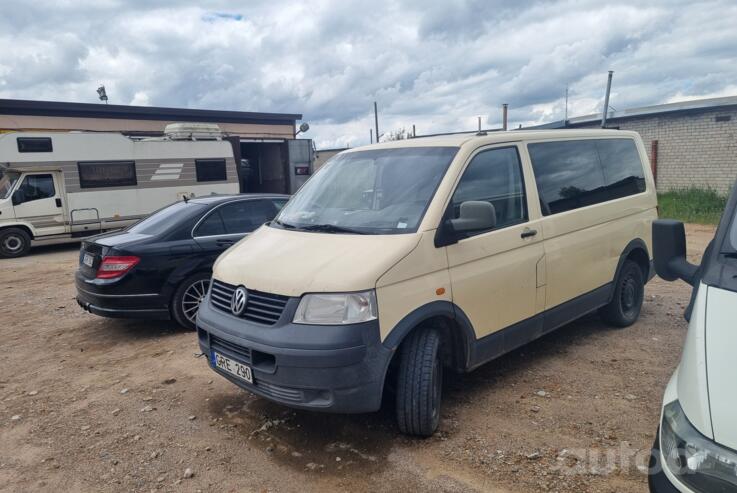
[{"left": 0, "top": 166, "right": 67, "bottom": 257}]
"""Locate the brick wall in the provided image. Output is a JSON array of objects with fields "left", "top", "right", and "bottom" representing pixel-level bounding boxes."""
[{"left": 575, "top": 108, "right": 737, "bottom": 194}]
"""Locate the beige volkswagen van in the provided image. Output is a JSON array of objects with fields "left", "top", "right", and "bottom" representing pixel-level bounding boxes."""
[{"left": 197, "top": 129, "right": 657, "bottom": 436}]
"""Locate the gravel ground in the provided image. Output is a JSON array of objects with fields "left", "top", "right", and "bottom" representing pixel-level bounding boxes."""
[{"left": 0, "top": 224, "right": 715, "bottom": 492}]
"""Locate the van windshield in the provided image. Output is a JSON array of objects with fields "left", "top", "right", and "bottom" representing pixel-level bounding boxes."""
[
  {"left": 274, "top": 146, "right": 458, "bottom": 234},
  {"left": 0, "top": 171, "right": 20, "bottom": 200}
]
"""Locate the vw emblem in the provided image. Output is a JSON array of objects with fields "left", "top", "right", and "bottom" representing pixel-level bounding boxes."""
[{"left": 231, "top": 286, "right": 248, "bottom": 316}]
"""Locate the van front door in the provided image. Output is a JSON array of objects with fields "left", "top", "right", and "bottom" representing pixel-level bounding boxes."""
[
  {"left": 445, "top": 145, "right": 545, "bottom": 353},
  {"left": 12, "top": 172, "right": 66, "bottom": 237}
]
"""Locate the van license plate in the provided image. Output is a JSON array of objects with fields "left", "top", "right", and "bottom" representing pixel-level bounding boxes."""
[
  {"left": 212, "top": 351, "right": 253, "bottom": 384},
  {"left": 82, "top": 253, "right": 95, "bottom": 267}
]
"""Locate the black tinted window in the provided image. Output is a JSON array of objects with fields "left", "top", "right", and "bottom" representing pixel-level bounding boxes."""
[
  {"left": 219, "top": 199, "right": 280, "bottom": 234},
  {"left": 451, "top": 147, "right": 527, "bottom": 236},
  {"left": 15, "top": 174, "right": 55, "bottom": 203},
  {"left": 78, "top": 161, "right": 137, "bottom": 188},
  {"left": 17, "top": 137, "right": 52, "bottom": 153},
  {"left": 596, "top": 139, "right": 646, "bottom": 199},
  {"left": 195, "top": 159, "right": 227, "bottom": 182},
  {"left": 128, "top": 201, "right": 206, "bottom": 235},
  {"left": 194, "top": 210, "right": 226, "bottom": 237},
  {"left": 528, "top": 138, "right": 645, "bottom": 215}
]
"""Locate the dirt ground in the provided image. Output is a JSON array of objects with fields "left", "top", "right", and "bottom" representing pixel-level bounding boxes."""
[{"left": 0, "top": 224, "right": 716, "bottom": 493}]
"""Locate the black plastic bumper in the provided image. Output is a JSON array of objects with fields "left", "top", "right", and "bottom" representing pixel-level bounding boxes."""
[
  {"left": 75, "top": 271, "right": 170, "bottom": 320},
  {"left": 196, "top": 297, "right": 393, "bottom": 413},
  {"left": 649, "top": 428, "right": 682, "bottom": 493}
]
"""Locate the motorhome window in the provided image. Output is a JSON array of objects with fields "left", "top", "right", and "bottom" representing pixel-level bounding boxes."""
[
  {"left": 195, "top": 159, "right": 227, "bottom": 182},
  {"left": 0, "top": 171, "right": 20, "bottom": 199},
  {"left": 274, "top": 146, "right": 458, "bottom": 234},
  {"left": 451, "top": 146, "right": 527, "bottom": 237},
  {"left": 14, "top": 174, "right": 55, "bottom": 204},
  {"left": 78, "top": 161, "right": 137, "bottom": 188},
  {"left": 17, "top": 137, "right": 52, "bottom": 153}
]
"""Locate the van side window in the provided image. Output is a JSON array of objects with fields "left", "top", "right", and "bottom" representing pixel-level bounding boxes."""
[
  {"left": 14, "top": 174, "right": 55, "bottom": 204},
  {"left": 450, "top": 147, "right": 527, "bottom": 237},
  {"left": 528, "top": 139, "right": 646, "bottom": 216},
  {"left": 195, "top": 159, "right": 227, "bottom": 182}
]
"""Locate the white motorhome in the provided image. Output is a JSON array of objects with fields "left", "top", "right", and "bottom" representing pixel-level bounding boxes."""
[{"left": 0, "top": 124, "right": 247, "bottom": 257}]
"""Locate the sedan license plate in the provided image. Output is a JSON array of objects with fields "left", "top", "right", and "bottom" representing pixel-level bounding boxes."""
[
  {"left": 82, "top": 253, "right": 95, "bottom": 267},
  {"left": 212, "top": 351, "right": 253, "bottom": 384}
]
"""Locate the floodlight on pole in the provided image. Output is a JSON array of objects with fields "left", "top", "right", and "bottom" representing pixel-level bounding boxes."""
[
  {"left": 97, "top": 85, "right": 108, "bottom": 104},
  {"left": 295, "top": 122, "right": 310, "bottom": 136}
]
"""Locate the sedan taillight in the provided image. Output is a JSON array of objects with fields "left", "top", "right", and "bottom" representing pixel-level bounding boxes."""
[{"left": 96, "top": 256, "right": 140, "bottom": 279}]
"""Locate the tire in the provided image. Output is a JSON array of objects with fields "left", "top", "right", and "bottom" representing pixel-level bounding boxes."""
[
  {"left": 396, "top": 328, "right": 443, "bottom": 437},
  {"left": 0, "top": 228, "right": 31, "bottom": 258},
  {"left": 172, "top": 273, "right": 211, "bottom": 330},
  {"left": 599, "top": 259, "right": 644, "bottom": 327}
]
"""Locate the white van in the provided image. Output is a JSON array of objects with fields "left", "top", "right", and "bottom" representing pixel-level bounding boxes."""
[
  {"left": 648, "top": 196, "right": 737, "bottom": 491},
  {"left": 196, "top": 129, "right": 658, "bottom": 436},
  {"left": 0, "top": 127, "right": 239, "bottom": 257}
]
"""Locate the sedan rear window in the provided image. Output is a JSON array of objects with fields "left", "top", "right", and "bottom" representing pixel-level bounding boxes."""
[{"left": 128, "top": 201, "right": 206, "bottom": 235}]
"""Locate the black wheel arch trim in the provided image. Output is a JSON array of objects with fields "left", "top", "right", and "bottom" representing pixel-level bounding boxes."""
[
  {"left": 381, "top": 300, "right": 476, "bottom": 369},
  {"left": 612, "top": 238, "right": 652, "bottom": 290}
]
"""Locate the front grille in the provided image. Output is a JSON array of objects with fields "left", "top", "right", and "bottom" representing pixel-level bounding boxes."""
[
  {"left": 209, "top": 279, "right": 289, "bottom": 325},
  {"left": 210, "top": 335, "right": 252, "bottom": 364}
]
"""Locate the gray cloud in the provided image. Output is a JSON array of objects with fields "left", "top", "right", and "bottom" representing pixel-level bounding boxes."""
[{"left": 0, "top": 0, "right": 736, "bottom": 148}]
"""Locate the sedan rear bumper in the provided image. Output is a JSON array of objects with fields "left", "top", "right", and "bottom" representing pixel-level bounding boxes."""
[{"left": 75, "top": 271, "right": 170, "bottom": 320}]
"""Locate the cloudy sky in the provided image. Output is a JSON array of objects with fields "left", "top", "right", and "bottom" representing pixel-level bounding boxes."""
[{"left": 1, "top": 0, "right": 736, "bottom": 148}]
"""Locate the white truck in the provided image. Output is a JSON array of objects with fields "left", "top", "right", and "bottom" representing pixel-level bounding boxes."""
[{"left": 0, "top": 123, "right": 314, "bottom": 258}]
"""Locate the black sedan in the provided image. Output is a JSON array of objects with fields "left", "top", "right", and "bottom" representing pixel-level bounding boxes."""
[{"left": 75, "top": 194, "right": 288, "bottom": 329}]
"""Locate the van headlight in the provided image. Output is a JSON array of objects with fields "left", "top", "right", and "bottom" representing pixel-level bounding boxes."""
[
  {"left": 293, "top": 290, "right": 378, "bottom": 325},
  {"left": 660, "top": 400, "right": 737, "bottom": 490}
]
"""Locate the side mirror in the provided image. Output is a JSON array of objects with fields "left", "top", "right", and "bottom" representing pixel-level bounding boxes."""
[
  {"left": 450, "top": 201, "right": 497, "bottom": 232},
  {"left": 653, "top": 219, "right": 699, "bottom": 285},
  {"left": 11, "top": 191, "right": 22, "bottom": 206}
]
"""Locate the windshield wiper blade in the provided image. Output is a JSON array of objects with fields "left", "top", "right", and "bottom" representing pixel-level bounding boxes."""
[
  {"left": 300, "top": 223, "right": 368, "bottom": 235},
  {"left": 272, "top": 219, "right": 297, "bottom": 229}
]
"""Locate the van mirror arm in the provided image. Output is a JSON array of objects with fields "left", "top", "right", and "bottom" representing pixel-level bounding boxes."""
[{"left": 653, "top": 219, "right": 699, "bottom": 286}]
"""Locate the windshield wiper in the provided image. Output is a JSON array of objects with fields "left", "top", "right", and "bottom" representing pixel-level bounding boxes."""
[
  {"left": 299, "top": 224, "right": 368, "bottom": 235},
  {"left": 272, "top": 219, "right": 297, "bottom": 230}
]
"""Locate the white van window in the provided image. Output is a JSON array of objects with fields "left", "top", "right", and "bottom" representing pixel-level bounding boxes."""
[
  {"left": 274, "top": 147, "right": 458, "bottom": 234},
  {"left": 451, "top": 146, "right": 527, "bottom": 236},
  {"left": 528, "top": 138, "right": 645, "bottom": 216},
  {"left": 0, "top": 171, "right": 20, "bottom": 199}
]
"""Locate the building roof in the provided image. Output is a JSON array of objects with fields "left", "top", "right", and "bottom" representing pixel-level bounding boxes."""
[
  {"left": 0, "top": 98, "right": 302, "bottom": 126},
  {"left": 531, "top": 95, "right": 737, "bottom": 129}
]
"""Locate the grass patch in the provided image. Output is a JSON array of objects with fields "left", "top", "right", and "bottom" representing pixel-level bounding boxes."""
[{"left": 658, "top": 188, "right": 727, "bottom": 225}]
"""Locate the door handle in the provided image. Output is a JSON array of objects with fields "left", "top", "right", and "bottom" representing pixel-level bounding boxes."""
[
  {"left": 216, "top": 239, "right": 235, "bottom": 246},
  {"left": 55, "top": 198, "right": 62, "bottom": 208},
  {"left": 521, "top": 228, "right": 538, "bottom": 239}
]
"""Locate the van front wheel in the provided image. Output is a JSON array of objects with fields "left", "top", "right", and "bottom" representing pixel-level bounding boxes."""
[
  {"left": 0, "top": 228, "right": 31, "bottom": 258},
  {"left": 396, "top": 328, "right": 443, "bottom": 437},
  {"left": 599, "top": 259, "right": 644, "bottom": 327}
]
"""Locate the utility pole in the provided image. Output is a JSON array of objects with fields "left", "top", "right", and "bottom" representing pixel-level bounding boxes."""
[
  {"left": 373, "top": 101, "right": 379, "bottom": 144},
  {"left": 564, "top": 85, "right": 569, "bottom": 125},
  {"left": 601, "top": 70, "right": 613, "bottom": 128},
  {"left": 502, "top": 104, "right": 508, "bottom": 131},
  {"left": 412, "top": 124, "right": 416, "bottom": 138},
  {"left": 370, "top": 128, "right": 373, "bottom": 144},
  {"left": 478, "top": 116, "right": 481, "bottom": 132}
]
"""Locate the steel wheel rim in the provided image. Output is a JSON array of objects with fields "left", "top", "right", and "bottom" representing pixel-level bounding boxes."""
[
  {"left": 620, "top": 275, "right": 639, "bottom": 314},
  {"left": 3, "top": 235, "right": 23, "bottom": 253},
  {"left": 182, "top": 279, "right": 210, "bottom": 323}
]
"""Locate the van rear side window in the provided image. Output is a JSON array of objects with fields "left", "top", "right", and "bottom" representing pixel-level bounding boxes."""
[
  {"left": 528, "top": 139, "right": 645, "bottom": 215},
  {"left": 17, "top": 137, "right": 53, "bottom": 153}
]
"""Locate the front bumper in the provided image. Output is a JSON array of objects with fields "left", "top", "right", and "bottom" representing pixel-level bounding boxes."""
[
  {"left": 196, "top": 297, "right": 393, "bottom": 413},
  {"left": 75, "top": 270, "right": 170, "bottom": 320}
]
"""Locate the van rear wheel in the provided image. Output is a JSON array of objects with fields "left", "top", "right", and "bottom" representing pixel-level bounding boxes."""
[
  {"left": 0, "top": 228, "right": 31, "bottom": 258},
  {"left": 599, "top": 259, "right": 644, "bottom": 327},
  {"left": 396, "top": 328, "right": 443, "bottom": 437}
]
